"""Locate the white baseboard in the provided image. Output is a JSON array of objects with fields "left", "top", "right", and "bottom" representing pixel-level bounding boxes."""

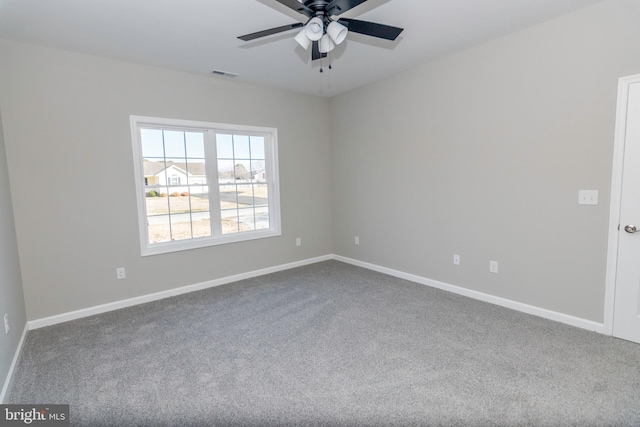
[
  {"left": 333, "top": 255, "right": 606, "bottom": 334},
  {"left": 28, "top": 255, "right": 332, "bottom": 330},
  {"left": 28, "top": 253, "right": 604, "bottom": 336},
  {"left": 1, "top": 323, "right": 28, "bottom": 403}
]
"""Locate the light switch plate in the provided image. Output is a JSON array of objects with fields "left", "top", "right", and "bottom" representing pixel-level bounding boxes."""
[
  {"left": 490, "top": 260, "right": 499, "bottom": 274},
  {"left": 578, "top": 190, "right": 598, "bottom": 205}
]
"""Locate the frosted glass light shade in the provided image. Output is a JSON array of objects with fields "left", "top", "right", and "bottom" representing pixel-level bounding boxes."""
[
  {"left": 294, "top": 28, "right": 311, "bottom": 49},
  {"left": 319, "top": 33, "right": 335, "bottom": 53},
  {"left": 327, "top": 21, "right": 348, "bottom": 44},
  {"left": 305, "top": 17, "right": 324, "bottom": 41}
]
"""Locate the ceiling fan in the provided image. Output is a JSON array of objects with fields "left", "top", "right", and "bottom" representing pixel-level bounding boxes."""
[{"left": 238, "top": 0, "right": 404, "bottom": 62}]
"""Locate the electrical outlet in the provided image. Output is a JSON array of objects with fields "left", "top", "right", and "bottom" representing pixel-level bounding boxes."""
[
  {"left": 490, "top": 260, "right": 499, "bottom": 274},
  {"left": 355, "top": 236, "right": 360, "bottom": 245},
  {"left": 116, "top": 267, "right": 126, "bottom": 280},
  {"left": 453, "top": 254, "right": 460, "bottom": 265},
  {"left": 4, "top": 314, "right": 9, "bottom": 334},
  {"left": 578, "top": 190, "right": 598, "bottom": 205},
  {"left": 296, "top": 237, "right": 302, "bottom": 247}
]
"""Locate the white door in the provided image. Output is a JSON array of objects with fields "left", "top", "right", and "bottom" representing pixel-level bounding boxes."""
[{"left": 612, "top": 75, "right": 640, "bottom": 343}]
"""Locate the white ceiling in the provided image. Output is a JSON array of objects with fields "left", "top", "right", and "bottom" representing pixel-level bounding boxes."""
[{"left": 0, "top": 0, "right": 603, "bottom": 97}]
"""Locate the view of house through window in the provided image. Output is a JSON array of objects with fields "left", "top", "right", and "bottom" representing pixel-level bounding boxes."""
[
  {"left": 131, "top": 116, "right": 280, "bottom": 255},
  {"left": 141, "top": 128, "right": 210, "bottom": 243},
  {"left": 216, "top": 133, "right": 269, "bottom": 234}
]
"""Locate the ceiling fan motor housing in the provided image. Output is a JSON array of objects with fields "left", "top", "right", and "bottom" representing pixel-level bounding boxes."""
[
  {"left": 302, "top": 1, "right": 332, "bottom": 12},
  {"left": 297, "top": 0, "right": 352, "bottom": 21}
]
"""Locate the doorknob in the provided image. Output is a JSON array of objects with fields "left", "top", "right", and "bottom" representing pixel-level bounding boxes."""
[{"left": 624, "top": 225, "right": 638, "bottom": 233}]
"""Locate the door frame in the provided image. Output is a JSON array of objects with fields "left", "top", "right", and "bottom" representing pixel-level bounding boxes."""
[{"left": 604, "top": 73, "right": 640, "bottom": 336}]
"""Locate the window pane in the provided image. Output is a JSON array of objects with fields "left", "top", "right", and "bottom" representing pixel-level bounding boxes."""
[
  {"left": 165, "top": 158, "right": 186, "bottom": 167},
  {"left": 250, "top": 136, "right": 265, "bottom": 160},
  {"left": 237, "top": 184, "right": 254, "bottom": 208},
  {"left": 238, "top": 208, "right": 255, "bottom": 231},
  {"left": 192, "top": 211, "right": 211, "bottom": 239},
  {"left": 144, "top": 174, "right": 165, "bottom": 191},
  {"left": 219, "top": 184, "right": 238, "bottom": 210},
  {"left": 215, "top": 133, "right": 271, "bottom": 237},
  {"left": 255, "top": 206, "right": 270, "bottom": 230},
  {"left": 221, "top": 209, "right": 239, "bottom": 234},
  {"left": 148, "top": 214, "right": 171, "bottom": 243},
  {"left": 189, "top": 193, "right": 209, "bottom": 212},
  {"left": 234, "top": 160, "right": 251, "bottom": 180},
  {"left": 216, "top": 134, "right": 234, "bottom": 159},
  {"left": 146, "top": 189, "right": 169, "bottom": 215},
  {"left": 140, "top": 127, "right": 209, "bottom": 246},
  {"left": 234, "top": 135, "right": 250, "bottom": 159},
  {"left": 185, "top": 160, "right": 206, "bottom": 186},
  {"left": 170, "top": 214, "right": 192, "bottom": 241},
  {"left": 141, "top": 129, "right": 164, "bottom": 158},
  {"left": 164, "top": 130, "right": 186, "bottom": 158},
  {"left": 218, "top": 160, "right": 234, "bottom": 183},
  {"left": 185, "top": 132, "right": 205, "bottom": 159},
  {"left": 251, "top": 160, "right": 266, "bottom": 182},
  {"left": 189, "top": 181, "right": 207, "bottom": 195},
  {"left": 169, "top": 193, "right": 190, "bottom": 214},
  {"left": 189, "top": 192, "right": 210, "bottom": 237},
  {"left": 188, "top": 180, "right": 208, "bottom": 197},
  {"left": 254, "top": 184, "right": 268, "bottom": 206},
  {"left": 144, "top": 160, "right": 165, "bottom": 188}
]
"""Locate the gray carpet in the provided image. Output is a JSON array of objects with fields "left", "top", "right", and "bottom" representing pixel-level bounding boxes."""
[{"left": 6, "top": 260, "right": 640, "bottom": 426}]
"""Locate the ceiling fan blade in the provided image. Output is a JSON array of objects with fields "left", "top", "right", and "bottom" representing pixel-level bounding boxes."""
[
  {"left": 238, "top": 22, "right": 304, "bottom": 41},
  {"left": 326, "top": 0, "right": 368, "bottom": 16},
  {"left": 311, "top": 41, "right": 327, "bottom": 61},
  {"left": 338, "top": 18, "right": 403, "bottom": 41},
  {"left": 274, "top": 0, "right": 314, "bottom": 17}
]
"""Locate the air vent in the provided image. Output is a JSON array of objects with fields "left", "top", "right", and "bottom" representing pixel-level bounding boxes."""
[{"left": 211, "top": 70, "right": 239, "bottom": 78}]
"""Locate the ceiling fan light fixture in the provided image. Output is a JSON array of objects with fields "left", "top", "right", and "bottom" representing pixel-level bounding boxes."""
[
  {"left": 236, "top": 0, "right": 405, "bottom": 64},
  {"left": 305, "top": 17, "right": 324, "bottom": 41},
  {"left": 327, "top": 21, "right": 348, "bottom": 45},
  {"left": 319, "top": 33, "right": 335, "bottom": 53},
  {"left": 294, "top": 28, "right": 312, "bottom": 49}
]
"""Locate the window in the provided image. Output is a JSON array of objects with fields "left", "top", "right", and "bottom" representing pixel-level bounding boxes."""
[{"left": 130, "top": 116, "right": 281, "bottom": 256}]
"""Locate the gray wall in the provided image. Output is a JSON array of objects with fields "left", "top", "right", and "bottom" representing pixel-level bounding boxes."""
[
  {"left": 0, "top": 107, "right": 27, "bottom": 398},
  {"left": 2, "top": 0, "right": 640, "bottom": 327},
  {"left": 330, "top": 0, "right": 640, "bottom": 323},
  {"left": 0, "top": 40, "right": 332, "bottom": 321}
]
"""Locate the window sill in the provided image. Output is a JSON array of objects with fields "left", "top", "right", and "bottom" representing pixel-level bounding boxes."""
[{"left": 140, "top": 228, "right": 282, "bottom": 256}]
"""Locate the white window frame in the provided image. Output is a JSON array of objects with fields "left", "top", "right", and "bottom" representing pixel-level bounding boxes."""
[{"left": 130, "top": 115, "right": 281, "bottom": 256}]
